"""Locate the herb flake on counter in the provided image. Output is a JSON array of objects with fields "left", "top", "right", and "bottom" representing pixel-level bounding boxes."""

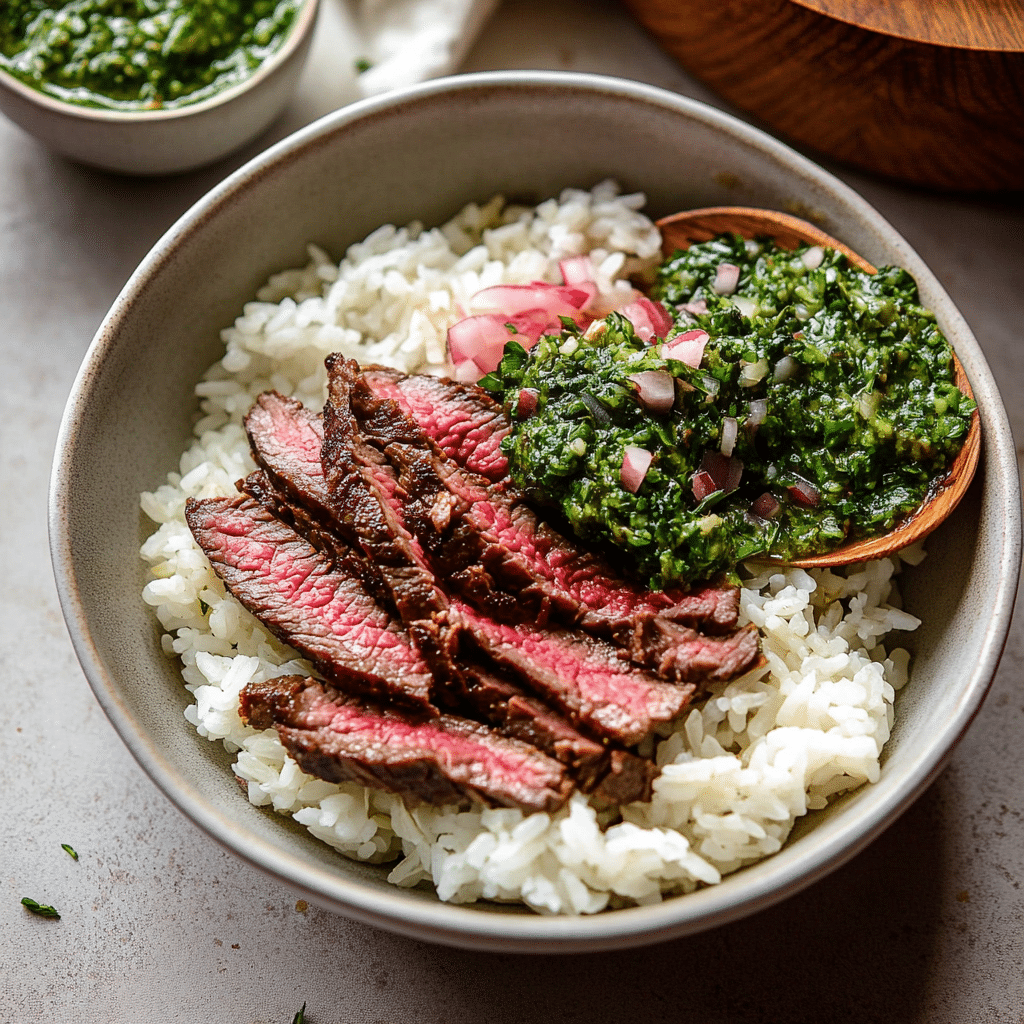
[
  {"left": 21, "top": 897, "right": 60, "bottom": 919},
  {"left": 61, "top": 843, "right": 79, "bottom": 860},
  {"left": 292, "top": 1003, "right": 307, "bottom": 1024}
]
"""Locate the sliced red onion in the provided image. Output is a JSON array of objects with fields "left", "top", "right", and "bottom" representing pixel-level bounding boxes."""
[
  {"left": 738, "top": 357, "right": 769, "bottom": 387},
  {"left": 628, "top": 370, "right": 676, "bottom": 414},
  {"left": 662, "top": 328, "right": 709, "bottom": 368},
  {"left": 788, "top": 476, "right": 821, "bottom": 507},
  {"left": 801, "top": 246, "right": 825, "bottom": 271},
  {"left": 692, "top": 469, "right": 718, "bottom": 502},
  {"left": 621, "top": 446, "right": 653, "bottom": 493},
  {"left": 713, "top": 263, "right": 740, "bottom": 296},
  {"left": 699, "top": 450, "right": 744, "bottom": 493},
  {"left": 616, "top": 296, "right": 674, "bottom": 342},
  {"left": 745, "top": 398, "right": 768, "bottom": 433},
  {"left": 516, "top": 388, "right": 539, "bottom": 418},
  {"left": 559, "top": 255, "right": 597, "bottom": 287},
  {"left": 448, "top": 310, "right": 555, "bottom": 374},
  {"left": 452, "top": 357, "right": 486, "bottom": 383},
  {"left": 773, "top": 354, "right": 798, "bottom": 382},
  {"left": 750, "top": 492, "right": 781, "bottom": 519},
  {"left": 680, "top": 298, "right": 707, "bottom": 316},
  {"left": 720, "top": 416, "right": 738, "bottom": 456},
  {"left": 469, "top": 282, "right": 593, "bottom": 325}
]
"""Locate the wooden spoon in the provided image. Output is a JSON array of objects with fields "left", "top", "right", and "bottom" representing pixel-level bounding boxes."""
[{"left": 656, "top": 206, "right": 981, "bottom": 568}]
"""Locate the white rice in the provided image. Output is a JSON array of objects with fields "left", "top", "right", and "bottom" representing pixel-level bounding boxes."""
[{"left": 140, "top": 182, "right": 921, "bottom": 915}]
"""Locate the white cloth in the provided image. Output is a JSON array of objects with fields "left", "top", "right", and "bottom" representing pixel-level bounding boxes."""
[{"left": 349, "top": 0, "right": 500, "bottom": 96}]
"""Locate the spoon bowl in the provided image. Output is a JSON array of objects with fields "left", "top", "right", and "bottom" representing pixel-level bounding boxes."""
[{"left": 655, "top": 206, "right": 981, "bottom": 568}]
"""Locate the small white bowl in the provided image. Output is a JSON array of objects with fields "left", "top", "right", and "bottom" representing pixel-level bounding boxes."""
[
  {"left": 0, "top": 0, "right": 319, "bottom": 176},
  {"left": 50, "top": 71, "right": 1022, "bottom": 951}
]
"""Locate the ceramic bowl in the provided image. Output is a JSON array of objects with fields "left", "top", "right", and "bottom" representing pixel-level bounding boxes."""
[
  {"left": 50, "top": 71, "right": 1021, "bottom": 952},
  {"left": 0, "top": 0, "right": 319, "bottom": 176}
]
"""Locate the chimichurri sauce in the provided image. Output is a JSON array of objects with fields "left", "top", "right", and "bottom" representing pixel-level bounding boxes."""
[
  {"left": 0, "top": 0, "right": 300, "bottom": 111},
  {"left": 480, "top": 236, "right": 975, "bottom": 588}
]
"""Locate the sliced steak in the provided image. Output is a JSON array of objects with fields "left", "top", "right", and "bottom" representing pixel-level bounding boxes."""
[
  {"left": 184, "top": 494, "right": 436, "bottom": 711},
  {"left": 335, "top": 361, "right": 746, "bottom": 655},
  {"left": 410, "top": 617, "right": 657, "bottom": 803},
  {"left": 248, "top": 388, "right": 445, "bottom": 624},
  {"left": 626, "top": 616, "right": 762, "bottom": 684},
  {"left": 436, "top": 598, "right": 694, "bottom": 747},
  {"left": 367, "top": 434, "right": 756, "bottom": 684},
  {"left": 238, "top": 469, "right": 367, "bottom": 588},
  {"left": 239, "top": 676, "right": 573, "bottom": 813},
  {"left": 360, "top": 367, "right": 511, "bottom": 482}
]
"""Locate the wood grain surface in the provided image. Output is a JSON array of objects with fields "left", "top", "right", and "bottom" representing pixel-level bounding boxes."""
[
  {"left": 623, "top": 0, "right": 1024, "bottom": 190},
  {"left": 792, "top": 0, "right": 1024, "bottom": 50}
]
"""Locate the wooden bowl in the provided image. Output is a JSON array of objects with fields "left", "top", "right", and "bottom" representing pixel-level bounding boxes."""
[{"left": 622, "top": 0, "right": 1024, "bottom": 191}]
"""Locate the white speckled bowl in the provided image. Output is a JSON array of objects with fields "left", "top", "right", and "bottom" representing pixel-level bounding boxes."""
[
  {"left": 0, "top": 0, "right": 318, "bottom": 176},
  {"left": 50, "top": 72, "right": 1021, "bottom": 952}
]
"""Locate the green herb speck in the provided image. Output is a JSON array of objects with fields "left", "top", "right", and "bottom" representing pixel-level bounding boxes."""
[
  {"left": 354, "top": 57, "right": 372, "bottom": 73},
  {"left": 292, "top": 1003, "right": 307, "bottom": 1024},
  {"left": 21, "top": 897, "right": 60, "bottom": 919},
  {"left": 61, "top": 843, "right": 79, "bottom": 860}
]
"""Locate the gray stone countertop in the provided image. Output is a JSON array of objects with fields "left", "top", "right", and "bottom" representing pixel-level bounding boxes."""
[{"left": 3, "top": 2, "right": 1022, "bottom": 1021}]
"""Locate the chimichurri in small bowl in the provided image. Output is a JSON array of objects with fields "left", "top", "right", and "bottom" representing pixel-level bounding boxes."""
[
  {"left": 0, "top": 0, "right": 318, "bottom": 174},
  {"left": 0, "top": 0, "right": 302, "bottom": 111}
]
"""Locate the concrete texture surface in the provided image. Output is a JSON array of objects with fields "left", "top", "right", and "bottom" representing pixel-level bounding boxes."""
[{"left": 2, "top": 2, "right": 1022, "bottom": 1021}]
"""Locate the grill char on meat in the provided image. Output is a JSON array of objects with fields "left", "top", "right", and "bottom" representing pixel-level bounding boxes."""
[
  {"left": 438, "top": 599, "right": 693, "bottom": 747},
  {"left": 355, "top": 365, "right": 743, "bottom": 635},
  {"left": 360, "top": 366, "right": 511, "bottom": 483},
  {"left": 186, "top": 363, "right": 765, "bottom": 812},
  {"left": 184, "top": 494, "right": 436, "bottom": 710},
  {"left": 247, "top": 389, "right": 445, "bottom": 623},
  {"left": 238, "top": 403, "right": 659, "bottom": 802},
  {"left": 330, "top": 358, "right": 759, "bottom": 683},
  {"left": 410, "top": 618, "right": 659, "bottom": 803},
  {"left": 240, "top": 676, "right": 573, "bottom": 813}
]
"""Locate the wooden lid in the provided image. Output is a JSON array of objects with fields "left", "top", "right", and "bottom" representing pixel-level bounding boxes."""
[{"left": 789, "top": 0, "right": 1024, "bottom": 51}]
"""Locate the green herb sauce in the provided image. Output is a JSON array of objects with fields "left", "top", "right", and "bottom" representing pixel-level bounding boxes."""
[
  {"left": 0, "top": 0, "right": 301, "bottom": 111},
  {"left": 481, "top": 236, "right": 975, "bottom": 588}
]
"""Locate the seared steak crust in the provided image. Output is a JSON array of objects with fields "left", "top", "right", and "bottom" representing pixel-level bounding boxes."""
[
  {"left": 251, "top": 386, "right": 445, "bottom": 624},
  {"left": 332, "top": 362, "right": 755, "bottom": 683},
  {"left": 360, "top": 366, "right": 511, "bottom": 482},
  {"left": 437, "top": 599, "right": 694, "bottom": 747}
]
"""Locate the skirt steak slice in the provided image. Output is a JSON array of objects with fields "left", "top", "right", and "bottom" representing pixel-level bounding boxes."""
[
  {"left": 439, "top": 599, "right": 694, "bottom": 747},
  {"left": 239, "top": 676, "right": 573, "bottom": 813},
  {"left": 184, "top": 494, "right": 436, "bottom": 711},
  {"left": 335, "top": 358, "right": 747, "bottom": 642},
  {"left": 359, "top": 366, "right": 511, "bottom": 483},
  {"left": 247, "top": 388, "right": 445, "bottom": 624}
]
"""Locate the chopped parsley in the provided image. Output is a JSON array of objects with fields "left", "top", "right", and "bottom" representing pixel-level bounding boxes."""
[
  {"left": 292, "top": 1003, "right": 307, "bottom": 1024},
  {"left": 61, "top": 843, "right": 79, "bottom": 860},
  {"left": 482, "top": 236, "right": 975, "bottom": 587},
  {"left": 21, "top": 897, "right": 60, "bottom": 919}
]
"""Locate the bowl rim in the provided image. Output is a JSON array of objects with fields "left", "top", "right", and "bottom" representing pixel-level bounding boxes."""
[
  {"left": 0, "top": 0, "right": 319, "bottom": 122},
  {"left": 49, "top": 69, "right": 1023, "bottom": 952}
]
